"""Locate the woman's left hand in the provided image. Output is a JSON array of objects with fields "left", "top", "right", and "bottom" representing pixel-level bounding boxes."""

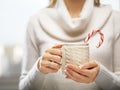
[{"left": 65, "top": 61, "right": 100, "bottom": 83}]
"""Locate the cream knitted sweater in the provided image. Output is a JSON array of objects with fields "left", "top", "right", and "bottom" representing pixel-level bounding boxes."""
[{"left": 19, "top": 0, "right": 120, "bottom": 90}]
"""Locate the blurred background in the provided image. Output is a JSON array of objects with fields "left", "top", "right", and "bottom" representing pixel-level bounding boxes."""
[{"left": 0, "top": 0, "right": 120, "bottom": 90}]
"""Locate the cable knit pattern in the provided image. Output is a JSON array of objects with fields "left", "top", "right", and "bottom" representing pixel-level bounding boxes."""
[{"left": 61, "top": 44, "right": 89, "bottom": 73}]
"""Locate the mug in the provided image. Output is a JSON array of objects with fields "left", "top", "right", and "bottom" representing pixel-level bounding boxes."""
[{"left": 61, "top": 43, "right": 89, "bottom": 74}]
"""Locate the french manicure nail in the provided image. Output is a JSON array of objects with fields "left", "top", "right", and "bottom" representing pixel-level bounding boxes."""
[
  {"left": 79, "top": 65, "right": 84, "bottom": 69},
  {"left": 64, "top": 69, "right": 66, "bottom": 72}
]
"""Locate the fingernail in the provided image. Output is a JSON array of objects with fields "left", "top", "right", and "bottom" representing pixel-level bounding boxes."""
[
  {"left": 65, "top": 64, "right": 68, "bottom": 68},
  {"left": 79, "top": 65, "right": 84, "bottom": 69},
  {"left": 64, "top": 69, "right": 66, "bottom": 72},
  {"left": 65, "top": 75, "right": 68, "bottom": 78},
  {"left": 58, "top": 62, "right": 62, "bottom": 65}
]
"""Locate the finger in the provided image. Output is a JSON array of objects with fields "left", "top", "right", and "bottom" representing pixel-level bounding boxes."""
[
  {"left": 42, "top": 53, "right": 61, "bottom": 64},
  {"left": 89, "top": 66, "right": 100, "bottom": 78},
  {"left": 66, "top": 68, "right": 89, "bottom": 83},
  {"left": 82, "top": 66, "right": 99, "bottom": 81},
  {"left": 41, "top": 60, "right": 61, "bottom": 70},
  {"left": 52, "top": 44, "right": 62, "bottom": 48},
  {"left": 66, "top": 64, "right": 100, "bottom": 83},
  {"left": 80, "top": 61, "right": 98, "bottom": 69},
  {"left": 66, "top": 64, "right": 88, "bottom": 77},
  {"left": 79, "top": 66, "right": 99, "bottom": 78},
  {"left": 41, "top": 66, "right": 58, "bottom": 74},
  {"left": 46, "top": 48, "right": 62, "bottom": 56},
  {"left": 65, "top": 69, "right": 79, "bottom": 82}
]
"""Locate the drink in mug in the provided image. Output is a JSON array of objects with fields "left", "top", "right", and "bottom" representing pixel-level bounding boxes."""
[{"left": 61, "top": 43, "right": 89, "bottom": 74}]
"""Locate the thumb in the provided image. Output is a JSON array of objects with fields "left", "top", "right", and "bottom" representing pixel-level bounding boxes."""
[
  {"left": 80, "top": 61, "right": 98, "bottom": 69},
  {"left": 53, "top": 44, "right": 62, "bottom": 48}
]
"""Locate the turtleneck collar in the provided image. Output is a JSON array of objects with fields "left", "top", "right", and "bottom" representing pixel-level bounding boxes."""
[
  {"left": 38, "top": 0, "right": 112, "bottom": 42},
  {"left": 56, "top": 0, "right": 94, "bottom": 33}
]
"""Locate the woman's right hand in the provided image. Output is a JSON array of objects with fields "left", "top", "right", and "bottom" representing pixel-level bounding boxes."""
[{"left": 38, "top": 44, "right": 62, "bottom": 74}]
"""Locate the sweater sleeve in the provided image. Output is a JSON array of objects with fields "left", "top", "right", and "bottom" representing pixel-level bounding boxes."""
[
  {"left": 95, "top": 11, "right": 120, "bottom": 90},
  {"left": 19, "top": 17, "right": 45, "bottom": 90}
]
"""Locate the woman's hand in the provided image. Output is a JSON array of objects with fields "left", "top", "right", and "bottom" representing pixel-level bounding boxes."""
[
  {"left": 38, "top": 44, "right": 62, "bottom": 74},
  {"left": 65, "top": 61, "right": 100, "bottom": 83}
]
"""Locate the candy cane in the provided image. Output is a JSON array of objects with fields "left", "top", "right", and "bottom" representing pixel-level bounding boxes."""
[{"left": 84, "top": 30, "right": 104, "bottom": 48}]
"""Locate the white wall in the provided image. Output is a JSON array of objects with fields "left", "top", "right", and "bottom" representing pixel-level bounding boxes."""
[
  {"left": 0, "top": 0, "right": 49, "bottom": 45},
  {"left": 101, "top": 0, "right": 120, "bottom": 11}
]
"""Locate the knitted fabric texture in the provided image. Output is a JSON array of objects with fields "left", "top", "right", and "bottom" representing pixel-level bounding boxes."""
[{"left": 61, "top": 44, "right": 89, "bottom": 73}]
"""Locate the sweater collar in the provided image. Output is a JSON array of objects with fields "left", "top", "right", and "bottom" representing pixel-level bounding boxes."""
[
  {"left": 56, "top": 0, "right": 94, "bottom": 33},
  {"left": 38, "top": 0, "right": 112, "bottom": 42}
]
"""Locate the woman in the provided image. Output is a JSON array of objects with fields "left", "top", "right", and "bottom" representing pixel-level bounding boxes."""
[{"left": 19, "top": 0, "right": 120, "bottom": 90}]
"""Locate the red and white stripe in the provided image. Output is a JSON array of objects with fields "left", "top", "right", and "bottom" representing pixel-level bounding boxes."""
[{"left": 84, "top": 30, "right": 104, "bottom": 48}]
